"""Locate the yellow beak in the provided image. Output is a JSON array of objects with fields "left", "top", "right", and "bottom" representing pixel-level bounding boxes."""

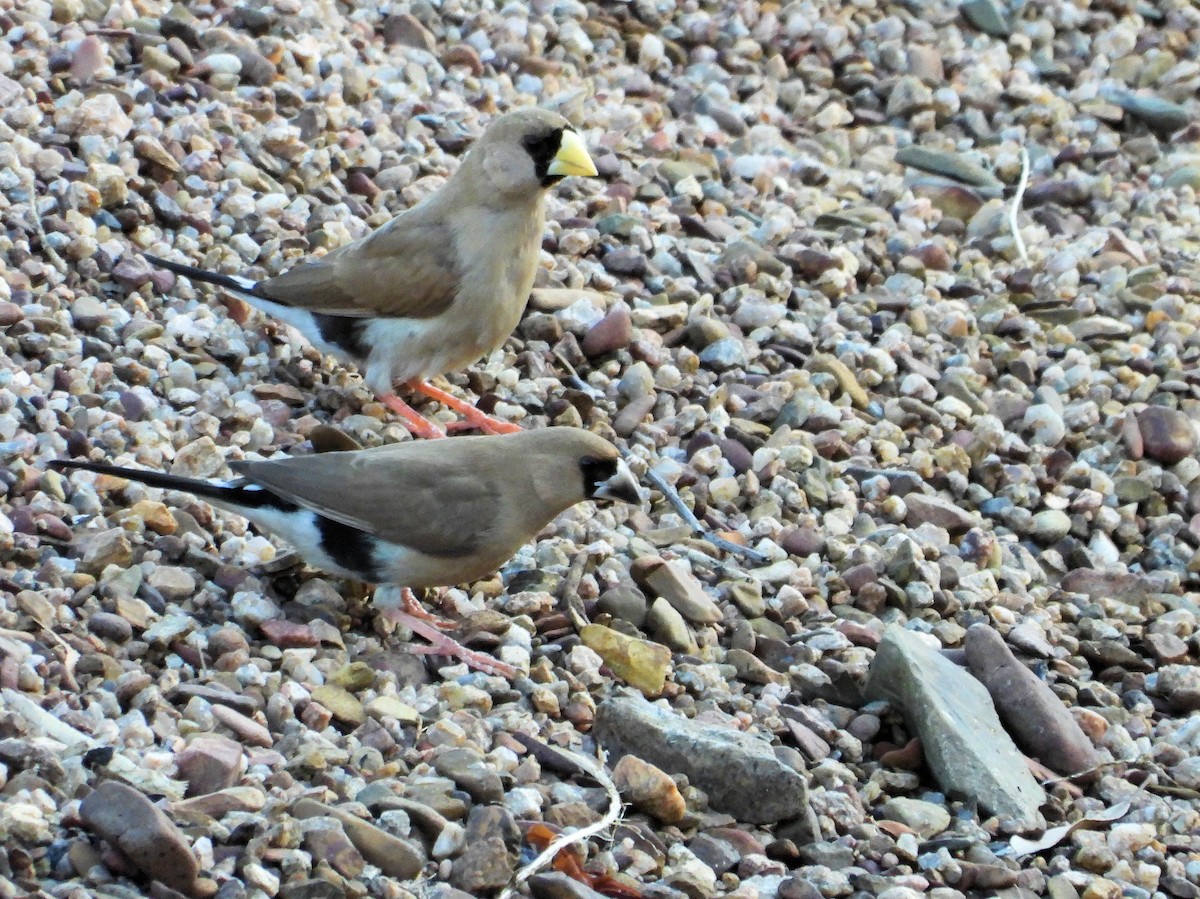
[{"left": 547, "top": 129, "right": 598, "bottom": 178}]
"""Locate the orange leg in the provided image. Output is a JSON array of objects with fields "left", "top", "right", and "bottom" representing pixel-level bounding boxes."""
[
  {"left": 399, "top": 588, "right": 455, "bottom": 630},
  {"left": 383, "top": 590, "right": 517, "bottom": 678},
  {"left": 405, "top": 379, "right": 522, "bottom": 435},
  {"left": 379, "top": 392, "right": 446, "bottom": 440}
]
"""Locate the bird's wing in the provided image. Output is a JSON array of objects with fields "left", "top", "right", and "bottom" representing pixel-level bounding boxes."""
[
  {"left": 256, "top": 210, "right": 462, "bottom": 320},
  {"left": 233, "top": 447, "right": 501, "bottom": 558}
]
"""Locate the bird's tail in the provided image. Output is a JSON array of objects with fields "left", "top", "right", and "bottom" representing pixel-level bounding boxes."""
[
  {"left": 143, "top": 254, "right": 262, "bottom": 296},
  {"left": 50, "top": 459, "right": 244, "bottom": 504}
]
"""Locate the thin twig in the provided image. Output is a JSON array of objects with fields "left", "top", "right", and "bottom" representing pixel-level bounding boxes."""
[
  {"left": 641, "top": 464, "right": 770, "bottom": 565},
  {"left": 1038, "top": 757, "right": 1146, "bottom": 786},
  {"left": 25, "top": 168, "right": 67, "bottom": 273},
  {"left": 1009, "top": 146, "right": 1030, "bottom": 265},
  {"left": 560, "top": 548, "right": 591, "bottom": 632},
  {"left": 552, "top": 351, "right": 601, "bottom": 397},
  {"left": 498, "top": 744, "right": 622, "bottom": 899}
]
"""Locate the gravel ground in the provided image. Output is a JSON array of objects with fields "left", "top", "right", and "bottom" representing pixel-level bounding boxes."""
[{"left": 1, "top": 0, "right": 1199, "bottom": 897}]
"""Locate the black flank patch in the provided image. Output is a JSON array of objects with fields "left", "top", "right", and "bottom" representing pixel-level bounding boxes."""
[
  {"left": 318, "top": 516, "right": 382, "bottom": 582},
  {"left": 313, "top": 313, "right": 371, "bottom": 360}
]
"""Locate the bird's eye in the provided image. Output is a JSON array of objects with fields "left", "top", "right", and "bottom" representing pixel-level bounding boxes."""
[
  {"left": 579, "top": 456, "right": 617, "bottom": 495},
  {"left": 523, "top": 127, "right": 566, "bottom": 181}
]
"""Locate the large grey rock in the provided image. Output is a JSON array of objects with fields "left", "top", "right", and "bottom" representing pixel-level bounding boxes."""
[
  {"left": 866, "top": 625, "right": 1045, "bottom": 827},
  {"left": 594, "top": 696, "right": 813, "bottom": 825}
]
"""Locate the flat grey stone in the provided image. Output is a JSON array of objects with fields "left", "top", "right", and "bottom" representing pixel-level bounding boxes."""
[
  {"left": 594, "top": 695, "right": 813, "bottom": 825},
  {"left": 865, "top": 625, "right": 1045, "bottom": 827}
]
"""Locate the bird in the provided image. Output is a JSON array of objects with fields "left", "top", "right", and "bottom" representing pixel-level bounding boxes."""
[
  {"left": 143, "top": 107, "right": 599, "bottom": 439},
  {"left": 51, "top": 426, "right": 642, "bottom": 676}
]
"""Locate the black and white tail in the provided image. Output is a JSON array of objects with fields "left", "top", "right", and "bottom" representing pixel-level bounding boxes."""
[
  {"left": 49, "top": 459, "right": 279, "bottom": 509},
  {"left": 143, "top": 254, "right": 263, "bottom": 297}
]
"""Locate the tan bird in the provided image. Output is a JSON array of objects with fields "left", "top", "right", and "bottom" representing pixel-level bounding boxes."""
[
  {"left": 51, "top": 427, "right": 641, "bottom": 676},
  {"left": 144, "top": 108, "right": 598, "bottom": 439}
]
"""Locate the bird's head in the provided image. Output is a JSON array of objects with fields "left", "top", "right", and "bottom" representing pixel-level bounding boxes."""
[{"left": 468, "top": 107, "right": 598, "bottom": 197}]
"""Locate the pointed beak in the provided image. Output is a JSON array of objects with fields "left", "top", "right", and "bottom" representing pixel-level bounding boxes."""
[
  {"left": 547, "top": 129, "right": 598, "bottom": 178},
  {"left": 594, "top": 458, "right": 644, "bottom": 506}
]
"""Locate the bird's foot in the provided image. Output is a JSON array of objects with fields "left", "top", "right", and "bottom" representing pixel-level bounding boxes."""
[
  {"left": 386, "top": 607, "right": 517, "bottom": 678},
  {"left": 407, "top": 379, "right": 522, "bottom": 435},
  {"left": 444, "top": 415, "right": 522, "bottom": 435},
  {"left": 399, "top": 588, "right": 456, "bottom": 630},
  {"left": 379, "top": 393, "right": 446, "bottom": 439}
]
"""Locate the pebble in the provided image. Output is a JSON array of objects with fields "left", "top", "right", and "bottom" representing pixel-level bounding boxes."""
[
  {"left": 580, "top": 624, "right": 672, "bottom": 697},
  {"left": 1137, "top": 406, "right": 1196, "bottom": 464},
  {"left": 175, "top": 735, "right": 244, "bottom": 796},
  {"left": 581, "top": 304, "right": 633, "bottom": 357},
  {"left": 79, "top": 781, "right": 201, "bottom": 894},
  {"left": 964, "top": 625, "right": 1099, "bottom": 776},
  {"left": 634, "top": 556, "right": 724, "bottom": 623},
  {"left": 292, "top": 798, "right": 424, "bottom": 879},
  {"left": 612, "top": 754, "right": 687, "bottom": 824}
]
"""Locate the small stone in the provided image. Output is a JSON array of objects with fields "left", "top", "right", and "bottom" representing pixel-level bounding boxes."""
[
  {"left": 82, "top": 528, "right": 133, "bottom": 573},
  {"left": 259, "top": 619, "right": 319, "bottom": 648},
  {"left": 0, "top": 302, "right": 24, "bottom": 327},
  {"left": 451, "top": 806, "right": 518, "bottom": 893},
  {"left": 79, "top": 781, "right": 200, "bottom": 894},
  {"left": 365, "top": 695, "right": 421, "bottom": 724},
  {"left": 1151, "top": 665, "right": 1200, "bottom": 712},
  {"left": 309, "top": 685, "right": 366, "bottom": 727},
  {"left": 961, "top": 0, "right": 1010, "bottom": 36},
  {"left": 442, "top": 43, "right": 484, "bottom": 75},
  {"left": 89, "top": 611, "right": 133, "bottom": 642},
  {"left": 782, "top": 527, "right": 824, "bottom": 557},
  {"left": 329, "top": 662, "right": 375, "bottom": 692},
  {"left": 597, "top": 585, "right": 648, "bottom": 628},
  {"left": 688, "top": 833, "right": 741, "bottom": 876},
  {"left": 699, "top": 337, "right": 748, "bottom": 371},
  {"left": 646, "top": 597, "right": 698, "bottom": 654},
  {"left": 1146, "top": 632, "right": 1189, "bottom": 664},
  {"left": 602, "top": 248, "right": 648, "bottom": 277},
  {"left": 171, "top": 786, "right": 265, "bottom": 819},
  {"left": 726, "top": 648, "right": 787, "bottom": 685},
  {"left": 435, "top": 748, "right": 504, "bottom": 803},
  {"left": 886, "top": 75, "right": 934, "bottom": 117},
  {"left": 303, "top": 818, "right": 365, "bottom": 878},
  {"left": 635, "top": 557, "right": 724, "bottom": 623},
  {"left": 528, "top": 873, "right": 608, "bottom": 899},
  {"left": 581, "top": 304, "right": 633, "bottom": 357},
  {"left": 1111, "top": 92, "right": 1191, "bottom": 132},
  {"left": 141, "top": 45, "right": 182, "bottom": 76},
  {"left": 87, "top": 162, "right": 128, "bottom": 207},
  {"left": 895, "top": 147, "right": 1003, "bottom": 190},
  {"left": 175, "top": 735, "right": 243, "bottom": 797},
  {"left": 904, "top": 494, "right": 975, "bottom": 533},
  {"left": 1137, "top": 406, "right": 1196, "bottom": 464},
  {"left": 383, "top": 13, "right": 436, "bottom": 51},
  {"left": 292, "top": 798, "right": 424, "bottom": 879},
  {"left": 147, "top": 566, "right": 196, "bottom": 602},
  {"left": 1030, "top": 510, "right": 1072, "bottom": 543},
  {"left": 580, "top": 624, "right": 671, "bottom": 697},
  {"left": 67, "top": 93, "right": 133, "bottom": 139},
  {"left": 877, "top": 797, "right": 951, "bottom": 839},
  {"left": 612, "top": 754, "right": 686, "bottom": 823}
]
